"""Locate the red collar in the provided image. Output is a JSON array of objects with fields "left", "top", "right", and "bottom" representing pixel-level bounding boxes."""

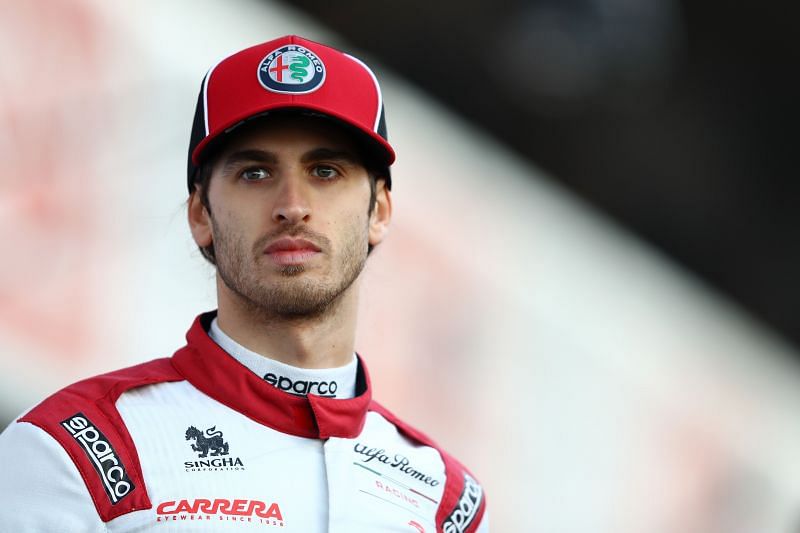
[{"left": 170, "top": 312, "right": 372, "bottom": 439}]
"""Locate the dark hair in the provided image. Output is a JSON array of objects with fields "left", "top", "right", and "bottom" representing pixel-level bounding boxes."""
[{"left": 191, "top": 164, "right": 384, "bottom": 266}]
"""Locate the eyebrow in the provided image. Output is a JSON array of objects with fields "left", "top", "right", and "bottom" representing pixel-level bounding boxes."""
[
  {"left": 219, "top": 149, "right": 278, "bottom": 175},
  {"left": 300, "top": 148, "right": 361, "bottom": 165}
]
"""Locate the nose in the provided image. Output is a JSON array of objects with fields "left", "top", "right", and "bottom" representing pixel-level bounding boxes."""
[{"left": 271, "top": 175, "right": 311, "bottom": 225}]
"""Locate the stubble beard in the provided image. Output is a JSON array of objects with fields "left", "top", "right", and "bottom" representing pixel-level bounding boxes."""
[{"left": 211, "top": 215, "right": 368, "bottom": 321}]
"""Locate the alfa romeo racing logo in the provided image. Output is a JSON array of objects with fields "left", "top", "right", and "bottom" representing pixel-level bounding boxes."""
[{"left": 258, "top": 45, "right": 325, "bottom": 94}]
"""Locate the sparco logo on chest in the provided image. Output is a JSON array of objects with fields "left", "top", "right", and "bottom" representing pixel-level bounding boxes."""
[
  {"left": 353, "top": 443, "right": 440, "bottom": 486},
  {"left": 263, "top": 373, "right": 338, "bottom": 397},
  {"left": 60, "top": 413, "right": 134, "bottom": 504}
]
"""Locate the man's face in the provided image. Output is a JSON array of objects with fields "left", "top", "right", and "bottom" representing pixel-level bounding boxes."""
[{"left": 189, "top": 115, "right": 391, "bottom": 319}]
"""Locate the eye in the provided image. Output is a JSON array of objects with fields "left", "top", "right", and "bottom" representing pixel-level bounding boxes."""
[
  {"left": 312, "top": 165, "right": 340, "bottom": 180},
  {"left": 241, "top": 167, "right": 269, "bottom": 181}
]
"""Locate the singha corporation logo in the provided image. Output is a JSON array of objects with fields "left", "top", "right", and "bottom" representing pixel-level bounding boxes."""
[
  {"left": 186, "top": 425, "right": 229, "bottom": 458},
  {"left": 183, "top": 425, "right": 245, "bottom": 472}
]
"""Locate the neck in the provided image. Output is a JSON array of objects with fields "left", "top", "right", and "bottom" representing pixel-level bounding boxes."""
[{"left": 215, "top": 275, "right": 360, "bottom": 369}]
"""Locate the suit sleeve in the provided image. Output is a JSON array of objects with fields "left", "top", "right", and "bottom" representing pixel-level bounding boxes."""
[{"left": 0, "top": 420, "right": 106, "bottom": 533}]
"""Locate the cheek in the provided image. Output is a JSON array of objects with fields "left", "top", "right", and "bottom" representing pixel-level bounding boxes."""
[
  {"left": 343, "top": 210, "right": 372, "bottom": 247},
  {"left": 334, "top": 202, "right": 369, "bottom": 228},
  {"left": 319, "top": 209, "right": 365, "bottom": 249},
  {"left": 211, "top": 201, "right": 258, "bottom": 237},
  {"left": 208, "top": 183, "right": 264, "bottom": 230},
  {"left": 209, "top": 210, "right": 250, "bottom": 257}
]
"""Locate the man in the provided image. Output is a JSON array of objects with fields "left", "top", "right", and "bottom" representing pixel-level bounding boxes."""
[{"left": 0, "top": 35, "right": 488, "bottom": 532}]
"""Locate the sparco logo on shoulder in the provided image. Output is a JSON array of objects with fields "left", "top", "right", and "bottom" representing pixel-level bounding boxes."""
[
  {"left": 60, "top": 412, "right": 134, "bottom": 504},
  {"left": 258, "top": 45, "right": 325, "bottom": 94},
  {"left": 441, "top": 473, "right": 483, "bottom": 533}
]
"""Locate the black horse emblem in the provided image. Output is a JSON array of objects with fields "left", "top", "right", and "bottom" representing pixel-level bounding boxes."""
[{"left": 185, "top": 425, "right": 230, "bottom": 458}]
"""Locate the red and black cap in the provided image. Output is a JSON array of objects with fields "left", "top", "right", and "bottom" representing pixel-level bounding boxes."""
[{"left": 187, "top": 35, "right": 395, "bottom": 192}]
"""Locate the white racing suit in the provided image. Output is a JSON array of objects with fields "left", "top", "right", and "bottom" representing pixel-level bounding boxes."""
[{"left": 0, "top": 312, "right": 488, "bottom": 532}]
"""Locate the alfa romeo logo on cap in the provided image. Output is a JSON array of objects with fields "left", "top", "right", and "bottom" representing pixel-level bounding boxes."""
[{"left": 258, "top": 45, "right": 325, "bottom": 94}]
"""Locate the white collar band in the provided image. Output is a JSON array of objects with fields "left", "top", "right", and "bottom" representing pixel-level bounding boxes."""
[{"left": 208, "top": 318, "right": 358, "bottom": 399}]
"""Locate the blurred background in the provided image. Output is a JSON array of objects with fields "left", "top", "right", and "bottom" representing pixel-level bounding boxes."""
[{"left": 1, "top": 0, "right": 799, "bottom": 531}]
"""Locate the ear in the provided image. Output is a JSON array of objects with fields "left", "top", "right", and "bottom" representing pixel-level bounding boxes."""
[
  {"left": 368, "top": 180, "right": 392, "bottom": 247},
  {"left": 188, "top": 189, "right": 213, "bottom": 248}
]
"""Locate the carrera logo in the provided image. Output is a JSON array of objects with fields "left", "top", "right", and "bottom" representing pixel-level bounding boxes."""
[
  {"left": 258, "top": 44, "right": 325, "bottom": 95},
  {"left": 156, "top": 498, "right": 284, "bottom": 526},
  {"left": 60, "top": 413, "right": 134, "bottom": 504},
  {"left": 354, "top": 443, "right": 440, "bottom": 487},
  {"left": 263, "top": 372, "right": 338, "bottom": 397},
  {"left": 441, "top": 474, "right": 483, "bottom": 533}
]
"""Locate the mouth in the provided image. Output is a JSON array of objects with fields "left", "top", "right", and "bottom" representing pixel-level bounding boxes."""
[{"left": 263, "top": 237, "right": 322, "bottom": 266}]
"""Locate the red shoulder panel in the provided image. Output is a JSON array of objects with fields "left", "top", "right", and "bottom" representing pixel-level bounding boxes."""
[
  {"left": 19, "top": 358, "right": 183, "bottom": 522},
  {"left": 369, "top": 401, "right": 487, "bottom": 533},
  {"left": 434, "top": 452, "right": 487, "bottom": 533}
]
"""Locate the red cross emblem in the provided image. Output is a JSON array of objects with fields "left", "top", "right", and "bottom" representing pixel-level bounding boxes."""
[{"left": 269, "top": 54, "right": 290, "bottom": 82}]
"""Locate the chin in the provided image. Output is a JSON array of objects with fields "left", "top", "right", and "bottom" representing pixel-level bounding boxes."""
[{"left": 277, "top": 265, "right": 306, "bottom": 276}]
